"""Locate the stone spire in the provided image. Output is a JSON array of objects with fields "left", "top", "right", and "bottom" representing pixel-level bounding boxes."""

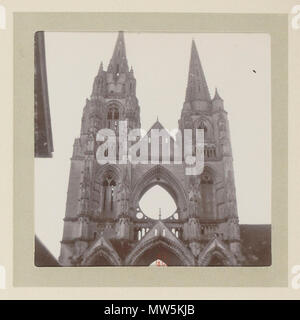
[
  {"left": 97, "top": 61, "right": 103, "bottom": 74},
  {"left": 107, "top": 31, "right": 129, "bottom": 75},
  {"left": 212, "top": 87, "right": 224, "bottom": 110},
  {"left": 185, "top": 40, "right": 211, "bottom": 102},
  {"left": 212, "top": 88, "right": 223, "bottom": 101}
]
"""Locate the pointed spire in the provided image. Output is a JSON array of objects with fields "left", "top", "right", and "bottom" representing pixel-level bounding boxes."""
[
  {"left": 129, "top": 66, "right": 134, "bottom": 78},
  {"left": 97, "top": 61, "right": 103, "bottom": 74},
  {"left": 108, "top": 31, "right": 129, "bottom": 74},
  {"left": 185, "top": 40, "right": 211, "bottom": 102},
  {"left": 213, "top": 88, "right": 223, "bottom": 101}
]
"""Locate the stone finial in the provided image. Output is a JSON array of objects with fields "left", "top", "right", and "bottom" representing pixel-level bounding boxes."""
[{"left": 213, "top": 88, "right": 223, "bottom": 101}]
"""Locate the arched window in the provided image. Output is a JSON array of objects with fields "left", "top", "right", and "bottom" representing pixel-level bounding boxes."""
[
  {"left": 107, "top": 106, "right": 119, "bottom": 120},
  {"left": 101, "top": 173, "right": 117, "bottom": 214},
  {"left": 192, "top": 120, "right": 208, "bottom": 156},
  {"left": 198, "top": 121, "right": 208, "bottom": 135},
  {"left": 107, "top": 105, "right": 120, "bottom": 130},
  {"left": 200, "top": 169, "right": 214, "bottom": 218}
]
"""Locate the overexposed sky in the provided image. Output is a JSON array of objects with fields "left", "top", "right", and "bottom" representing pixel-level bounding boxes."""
[{"left": 35, "top": 32, "right": 271, "bottom": 259}]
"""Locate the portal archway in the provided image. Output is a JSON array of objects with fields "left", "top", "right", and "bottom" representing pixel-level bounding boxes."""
[
  {"left": 133, "top": 243, "right": 184, "bottom": 266},
  {"left": 83, "top": 248, "right": 120, "bottom": 266},
  {"left": 126, "top": 237, "right": 195, "bottom": 266},
  {"left": 86, "top": 254, "right": 114, "bottom": 266},
  {"left": 198, "top": 239, "right": 237, "bottom": 266},
  {"left": 150, "top": 259, "right": 167, "bottom": 266},
  {"left": 207, "top": 252, "right": 228, "bottom": 266},
  {"left": 81, "top": 237, "right": 122, "bottom": 266}
]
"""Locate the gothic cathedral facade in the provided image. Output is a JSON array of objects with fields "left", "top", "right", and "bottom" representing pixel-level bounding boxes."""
[{"left": 59, "top": 32, "right": 243, "bottom": 266}]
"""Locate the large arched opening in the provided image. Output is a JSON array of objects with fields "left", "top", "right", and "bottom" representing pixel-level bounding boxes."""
[
  {"left": 149, "top": 259, "right": 168, "bottom": 266},
  {"left": 132, "top": 165, "right": 188, "bottom": 221},
  {"left": 207, "top": 252, "right": 228, "bottom": 266},
  {"left": 83, "top": 249, "right": 120, "bottom": 266},
  {"left": 129, "top": 242, "right": 187, "bottom": 266},
  {"left": 139, "top": 185, "right": 177, "bottom": 220},
  {"left": 126, "top": 237, "right": 195, "bottom": 266},
  {"left": 86, "top": 254, "right": 113, "bottom": 266}
]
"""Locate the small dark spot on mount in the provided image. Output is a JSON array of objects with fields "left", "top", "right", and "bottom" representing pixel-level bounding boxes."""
[{"left": 252, "top": 70, "right": 256, "bottom": 73}]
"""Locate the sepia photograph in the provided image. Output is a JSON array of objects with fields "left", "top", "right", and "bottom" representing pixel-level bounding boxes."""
[{"left": 34, "top": 31, "right": 271, "bottom": 267}]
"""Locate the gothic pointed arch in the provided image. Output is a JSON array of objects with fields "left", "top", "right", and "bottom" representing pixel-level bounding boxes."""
[
  {"left": 206, "top": 251, "right": 229, "bottom": 266},
  {"left": 193, "top": 117, "right": 213, "bottom": 140},
  {"left": 198, "top": 237, "right": 237, "bottom": 266},
  {"left": 131, "top": 165, "right": 188, "bottom": 219},
  {"left": 94, "top": 164, "right": 121, "bottom": 218},
  {"left": 105, "top": 100, "right": 124, "bottom": 130},
  {"left": 82, "top": 237, "right": 122, "bottom": 266},
  {"left": 95, "top": 163, "right": 121, "bottom": 181},
  {"left": 105, "top": 100, "right": 124, "bottom": 117},
  {"left": 125, "top": 221, "right": 195, "bottom": 266}
]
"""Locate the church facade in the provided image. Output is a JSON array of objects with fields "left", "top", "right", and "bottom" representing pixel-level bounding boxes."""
[{"left": 59, "top": 32, "right": 243, "bottom": 266}]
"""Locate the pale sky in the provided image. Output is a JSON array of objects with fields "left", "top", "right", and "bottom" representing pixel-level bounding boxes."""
[{"left": 35, "top": 32, "right": 271, "bottom": 259}]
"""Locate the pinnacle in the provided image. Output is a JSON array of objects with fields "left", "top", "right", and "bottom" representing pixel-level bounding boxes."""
[{"left": 213, "top": 88, "right": 223, "bottom": 101}]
